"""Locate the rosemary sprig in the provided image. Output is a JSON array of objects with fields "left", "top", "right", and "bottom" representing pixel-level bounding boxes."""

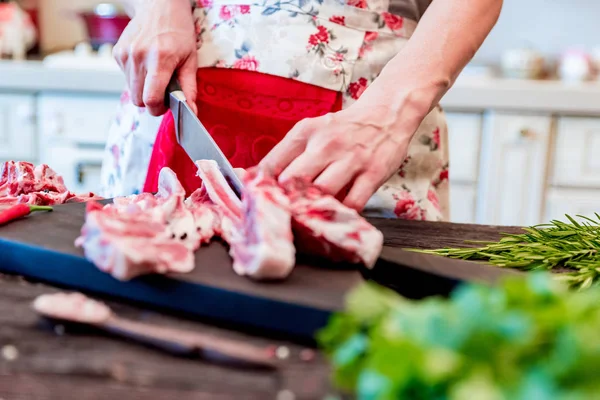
[{"left": 416, "top": 213, "right": 600, "bottom": 290}]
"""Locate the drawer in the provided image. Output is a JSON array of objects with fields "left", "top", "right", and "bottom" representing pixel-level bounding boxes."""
[
  {"left": 551, "top": 117, "right": 600, "bottom": 188},
  {"left": 0, "top": 93, "right": 36, "bottom": 161},
  {"left": 449, "top": 182, "right": 477, "bottom": 224},
  {"left": 545, "top": 188, "right": 600, "bottom": 223},
  {"left": 446, "top": 112, "right": 482, "bottom": 183},
  {"left": 37, "top": 93, "right": 120, "bottom": 145}
]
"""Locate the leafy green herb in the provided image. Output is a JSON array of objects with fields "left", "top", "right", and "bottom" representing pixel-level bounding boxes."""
[
  {"left": 318, "top": 273, "right": 600, "bottom": 400},
  {"left": 414, "top": 214, "right": 600, "bottom": 290}
]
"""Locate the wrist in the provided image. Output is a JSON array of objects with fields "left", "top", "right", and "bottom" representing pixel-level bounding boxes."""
[
  {"left": 353, "top": 70, "right": 450, "bottom": 139},
  {"left": 351, "top": 85, "right": 433, "bottom": 139}
]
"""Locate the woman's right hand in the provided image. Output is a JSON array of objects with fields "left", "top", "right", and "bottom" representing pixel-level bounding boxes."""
[{"left": 113, "top": 0, "right": 198, "bottom": 116}]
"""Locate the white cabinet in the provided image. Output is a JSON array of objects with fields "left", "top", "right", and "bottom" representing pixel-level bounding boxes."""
[
  {"left": 0, "top": 93, "right": 36, "bottom": 162},
  {"left": 446, "top": 112, "right": 483, "bottom": 223},
  {"left": 446, "top": 112, "right": 482, "bottom": 183},
  {"left": 37, "top": 93, "right": 120, "bottom": 193},
  {"left": 477, "top": 112, "right": 552, "bottom": 226},
  {"left": 37, "top": 93, "right": 119, "bottom": 146},
  {"left": 551, "top": 117, "right": 600, "bottom": 188},
  {"left": 41, "top": 143, "right": 104, "bottom": 194},
  {"left": 449, "top": 183, "right": 478, "bottom": 223}
]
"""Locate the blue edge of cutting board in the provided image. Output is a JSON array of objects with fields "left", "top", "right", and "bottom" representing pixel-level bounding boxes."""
[{"left": 0, "top": 240, "right": 332, "bottom": 343}]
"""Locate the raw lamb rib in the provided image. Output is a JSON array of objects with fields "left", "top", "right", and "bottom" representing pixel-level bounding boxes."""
[
  {"left": 196, "top": 161, "right": 295, "bottom": 279},
  {"left": 282, "top": 178, "right": 384, "bottom": 269},
  {"left": 76, "top": 159, "right": 384, "bottom": 283},
  {"left": 76, "top": 168, "right": 201, "bottom": 281},
  {"left": 76, "top": 200, "right": 195, "bottom": 281},
  {"left": 0, "top": 161, "right": 101, "bottom": 208}
]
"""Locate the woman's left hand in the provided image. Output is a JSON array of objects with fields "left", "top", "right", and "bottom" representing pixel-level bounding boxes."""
[{"left": 260, "top": 105, "right": 412, "bottom": 211}]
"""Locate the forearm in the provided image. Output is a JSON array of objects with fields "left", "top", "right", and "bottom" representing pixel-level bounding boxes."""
[{"left": 357, "top": 0, "right": 502, "bottom": 132}]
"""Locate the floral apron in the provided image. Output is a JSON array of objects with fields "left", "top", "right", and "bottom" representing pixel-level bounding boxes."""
[{"left": 100, "top": 0, "right": 450, "bottom": 221}]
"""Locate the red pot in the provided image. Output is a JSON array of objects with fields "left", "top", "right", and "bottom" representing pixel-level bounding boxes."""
[{"left": 77, "top": 4, "right": 130, "bottom": 48}]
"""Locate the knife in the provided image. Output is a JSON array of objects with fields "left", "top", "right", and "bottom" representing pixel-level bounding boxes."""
[
  {"left": 33, "top": 292, "right": 277, "bottom": 370},
  {"left": 362, "top": 247, "right": 523, "bottom": 300},
  {"left": 165, "top": 76, "right": 244, "bottom": 197}
]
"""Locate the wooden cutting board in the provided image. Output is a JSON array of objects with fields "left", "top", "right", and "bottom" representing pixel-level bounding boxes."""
[
  {"left": 0, "top": 203, "right": 524, "bottom": 342},
  {"left": 0, "top": 202, "right": 365, "bottom": 342}
]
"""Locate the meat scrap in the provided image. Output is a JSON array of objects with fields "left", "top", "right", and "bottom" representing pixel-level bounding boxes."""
[
  {"left": 0, "top": 161, "right": 102, "bottom": 209},
  {"left": 282, "top": 178, "right": 384, "bottom": 269}
]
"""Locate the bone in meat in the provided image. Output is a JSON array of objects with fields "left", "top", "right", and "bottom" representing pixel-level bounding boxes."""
[{"left": 228, "top": 168, "right": 296, "bottom": 280}]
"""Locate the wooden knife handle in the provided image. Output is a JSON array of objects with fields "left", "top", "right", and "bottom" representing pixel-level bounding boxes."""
[{"left": 104, "top": 316, "right": 277, "bottom": 370}]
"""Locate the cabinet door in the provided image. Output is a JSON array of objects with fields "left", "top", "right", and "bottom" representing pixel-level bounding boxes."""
[
  {"left": 545, "top": 188, "right": 600, "bottom": 223},
  {"left": 551, "top": 117, "right": 600, "bottom": 188},
  {"left": 449, "top": 183, "right": 477, "bottom": 223},
  {"left": 477, "top": 112, "right": 552, "bottom": 226},
  {"left": 37, "top": 93, "right": 120, "bottom": 146},
  {"left": 41, "top": 143, "right": 104, "bottom": 194},
  {"left": 0, "top": 93, "right": 36, "bottom": 162},
  {"left": 446, "top": 112, "right": 482, "bottom": 183}
]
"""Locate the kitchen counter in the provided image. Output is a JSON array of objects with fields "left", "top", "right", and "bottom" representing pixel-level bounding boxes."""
[
  {"left": 444, "top": 76, "right": 600, "bottom": 115},
  {"left": 0, "top": 60, "right": 125, "bottom": 94},
  {"left": 0, "top": 219, "right": 521, "bottom": 400},
  {"left": 3, "top": 60, "right": 600, "bottom": 113}
]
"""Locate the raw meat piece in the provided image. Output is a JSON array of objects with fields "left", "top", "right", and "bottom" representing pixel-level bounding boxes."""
[
  {"left": 282, "top": 178, "right": 384, "bottom": 269},
  {"left": 32, "top": 163, "right": 69, "bottom": 193},
  {"left": 76, "top": 201, "right": 194, "bottom": 281},
  {"left": 0, "top": 161, "right": 101, "bottom": 207},
  {"left": 228, "top": 168, "right": 296, "bottom": 280},
  {"left": 76, "top": 168, "right": 198, "bottom": 281}
]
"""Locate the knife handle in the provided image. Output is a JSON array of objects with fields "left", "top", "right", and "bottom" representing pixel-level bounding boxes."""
[
  {"left": 164, "top": 74, "right": 184, "bottom": 107},
  {"left": 103, "top": 316, "right": 277, "bottom": 370}
]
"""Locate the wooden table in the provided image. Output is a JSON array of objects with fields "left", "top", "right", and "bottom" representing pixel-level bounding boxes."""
[{"left": 0, "top": 220, "right": 521, "bottom": 400}]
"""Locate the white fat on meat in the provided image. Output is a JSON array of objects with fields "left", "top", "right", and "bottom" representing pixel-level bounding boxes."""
[
  {"left": 185, "top": 187, "right": 221, "bottom": 245},
  {"left": 282, "top": 178, "right": 384, "bottom": 269},
  {"left": 228, "top": 168, "right": 296, "bottom": 280},
  {"left": 195, "top": 160, "right": 243, "bottom": 221}
]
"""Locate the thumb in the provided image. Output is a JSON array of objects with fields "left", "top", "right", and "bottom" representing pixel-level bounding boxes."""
[{"left": 178, "top": 53, "right": 199, "bottom": 115}]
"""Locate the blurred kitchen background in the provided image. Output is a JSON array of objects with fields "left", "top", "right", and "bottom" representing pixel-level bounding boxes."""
[{"left": 2, "top": 0, "right": 600, "bottom": 226}]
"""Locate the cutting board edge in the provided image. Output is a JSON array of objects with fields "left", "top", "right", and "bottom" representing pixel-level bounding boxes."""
[{"left": 0, "top": 238, "right": 336, "bottom": 341}]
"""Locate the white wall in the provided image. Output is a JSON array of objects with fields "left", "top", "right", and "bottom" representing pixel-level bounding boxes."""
[{"left": 473, "top": 0, "right": 600, "bottom": 63}]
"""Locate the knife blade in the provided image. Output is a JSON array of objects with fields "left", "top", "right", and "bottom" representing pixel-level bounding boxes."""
[
  {"left": 362, "top": 247, "right": 523, "bottom": 300},
  {"left": 164, "top": 76, "right": 244, "bottom": 197}
]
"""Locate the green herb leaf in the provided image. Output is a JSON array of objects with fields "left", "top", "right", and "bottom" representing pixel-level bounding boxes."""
[
  {"left": 318, "top": 273, "right": 600, "bottom": 399},
  {"left": 416, "top": 214, "right": 600, "bottom": 290}
]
